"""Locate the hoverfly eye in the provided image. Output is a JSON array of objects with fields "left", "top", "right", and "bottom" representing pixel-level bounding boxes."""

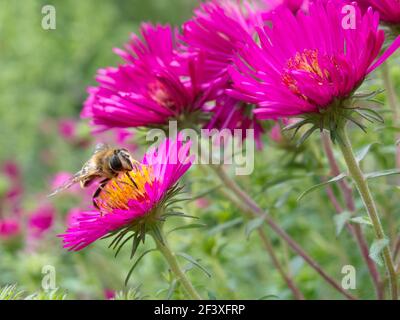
[{"left": 109, "top": 154, "right": 123, "bottom": 172}]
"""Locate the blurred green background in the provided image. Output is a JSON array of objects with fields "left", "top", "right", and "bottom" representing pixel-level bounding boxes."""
[{"left": 0, "top": 0, "right": 399, "bottom": 300}]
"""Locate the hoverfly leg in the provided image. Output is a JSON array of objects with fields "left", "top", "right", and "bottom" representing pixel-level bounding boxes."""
[
  {"left": 125, "top": 172, "right": 138, "bottom": 188},
  {"left": 92, "top": 178, "right": 110, "bottom": 210}
]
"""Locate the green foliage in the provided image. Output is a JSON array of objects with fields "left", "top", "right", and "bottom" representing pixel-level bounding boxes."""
[
  {"left": 0, "top": 285, "right": 24, "bottom": 300},
  {"left": 0, "top": 0, "right": 399, "bottom": 300}
]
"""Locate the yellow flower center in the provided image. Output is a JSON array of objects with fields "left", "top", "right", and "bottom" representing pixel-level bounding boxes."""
[
  {"left": 148, "top": 80, "right": 175, "bottom": 109},
  {"left": 96, "top": 165, "right": 154, "bottom": 215},
  {"left": 282, "top": 49, "right": 332, "bottom": 100}
]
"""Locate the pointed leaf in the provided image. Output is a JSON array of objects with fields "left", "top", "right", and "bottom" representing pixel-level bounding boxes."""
[
  {"left": 350, "top": 216, "right": 373, "bottom": 226},
  {"left": 166, "top": 279, "right": 178, "bottom": 300},
  {"left": 245, "top": 217, "right": 265, "bottom": 239},
  {"left": 125, "top": 249, "right": 157, "bottom": 286},
  {"left": 333, "top": 211, "right": 352, "bottom": 236},
  {"left": 167, "top": 223, "right": 207, "bottom": 235},
  {"left": 369, "top": 238, "right": 389, "bottom": 266},
  {"left": 297, "top": 173, "right": 347, "bottom": 201},
  {"left": 176, "top": 252, "right": 211, "bottom": 278},
  {"left": 207, "top": 291, "right": 217, "bottom": 300},
  {"left": 365, "top": 169, "right": 400, "bottom": 180},
  {"left": 207, "top": 218, "right": 243, "bottom": 236},
  {"left": 355, "top": 143, "right": 378, "bottom": 163}
]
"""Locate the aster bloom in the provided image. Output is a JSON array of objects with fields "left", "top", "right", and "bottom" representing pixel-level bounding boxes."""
[
  {"left": 60, "top": 136, "right": 193, "bottom": 251},
  {"left": 229, "top": 1, "right": 400, "bottom": 136},
  {"left": 230, "top": 0, "right": 400, "bottom": 298},
  {"left": 58, "top": 119, "right": 76, "bottom": 140},
  {"left": 82, "top": 23, "right": 218, "bottom": 131},
  {"left": 357, "top": 0, "right": 400, "bottom": 26},
  {"left": 28, "top": 205, "right": 54, "bottom": 239},
  {"left": 0, "top": 218, "right": 20, "bottom": 239},
  {"left": 182, "top": 0, "right": 265, "bottom": 146},
  {"left": 263, "top": 0, "right": 308, "bottom": 15},
  {"left": 182, "top": 0, "right": 262, "bottom": 79}
]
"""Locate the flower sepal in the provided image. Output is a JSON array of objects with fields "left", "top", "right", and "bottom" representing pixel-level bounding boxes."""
[{"left": 284, "top": 91, "right": 385, "bottom": 145}]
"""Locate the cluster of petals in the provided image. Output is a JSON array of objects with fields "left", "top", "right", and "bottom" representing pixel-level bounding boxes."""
[{"left": 228, "top": 0, "right": 400, "bottom": 119}]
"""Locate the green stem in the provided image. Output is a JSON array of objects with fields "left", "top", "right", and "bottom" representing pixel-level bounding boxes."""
[
  {"left": 337, "top": 123, "right": 398, "bottom": 300},
  {"left": 321, "top": 131, "right": 384, "bottom": 299},
  {"left": 152, "top": 231, "right": 202, "bottom": 300},
  {"left": 209, "top": 164, "right": 357, "bottom": 300},
  {"left": 382, "top": 62, "right": 400, "bottom": 172}
]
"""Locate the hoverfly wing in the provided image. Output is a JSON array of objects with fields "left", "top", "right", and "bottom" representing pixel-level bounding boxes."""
[
  {"left": 47, "top": 172, "right": 82, "bottom": 197},
  {"left": 93, "top": 143, "right": 110, "bottom": 154}
]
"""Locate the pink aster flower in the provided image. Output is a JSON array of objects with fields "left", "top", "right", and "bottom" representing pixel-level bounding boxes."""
[
  {"left": 82, "top": 23, "right": 218, "bottom": 131},
  {"left": 182, "top": 0, "right": 262, "bottom": 79},
  {"left": 263, "top": 0, "right": 308, "bottom": 13},
  {"left": 28, "top": 205, "right": 55, "bottom": 239},
  {"left": 59, "top": 136, "right": 193, "bottom": 251},
  {"left": 182, "top": 1, "right": 265, "bottom": 146},
  {"left": 104, "top": 289, "right": 115, "bottom": 300},
  {"left": 58, "top": 119, "right": 76, "bottom": 140},
  {"left": 229, "top": 1, "right": 400, "bottom": 120},
  {"left": 0, "top": 218, "right": 20, "bottom": 239},
  {"left": 357, "top": 0, "right": 400, "bottom": 25},
  {"left": 269, "top": 123, "right": 284, "bottom": 143}
]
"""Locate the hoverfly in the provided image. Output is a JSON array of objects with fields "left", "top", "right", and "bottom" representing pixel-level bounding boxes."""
[{"left": 49, "top": 143, "right": 138, "bottom": 208}]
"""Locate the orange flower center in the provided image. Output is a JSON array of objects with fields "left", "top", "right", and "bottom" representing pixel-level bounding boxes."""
[
  {"left": 96, "top": 165, "right": 154, "bottom": 214},
  {"left": 282, "top": 49, "right": 331, "bottom": 100}
]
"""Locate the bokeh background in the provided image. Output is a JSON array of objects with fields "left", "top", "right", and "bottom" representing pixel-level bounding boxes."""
[{"left": 0, "top": 0, "right": 399, "bottom": 300}]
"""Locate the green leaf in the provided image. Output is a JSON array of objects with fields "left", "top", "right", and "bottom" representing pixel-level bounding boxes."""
[
  {"left": 355, "top": 143, "right": 378, "bottom": 163},
  {"left": 125, "top": 249, "right": 157, "bottom": 286},
  {"left": 365, "top": 169, "right": 400, "bottom": 180},
  {"left": 296, "top": 125, "right": 318, "bottom": 146},
  {"left": 207, "top": 291, "right": 217, "bottom": 300},
  {"left": 258, "top": 294, "right": 279, "bottom": 300},
  {"left": 167, "top": 223, "right": 207, "bottom": 235},
  {"left": 350, "top": 216, "right": 373, "bottom": 226},
  {"left": 297, "top": 173, "right": 347, "bottom": 201},
  {"left": 176, "top": 252, "right": 211, "bottom": 278},
  {"left": 0, "top": 285, "right": 24, "bottom": 300},
  {"left": 207, "top": 217, "right": 243, "bottom": 236},
  {"left": 245, "top": 217, "right": 265, "bottom": 239},
  {"left": 333, "top": 211, "right": 352, "bottom": 236},
  {"left": 369, "top": 238, "right": 389, "bottom": 266},
  {"left": 166, "top": 279, "right": 178, "bottom": 300}
]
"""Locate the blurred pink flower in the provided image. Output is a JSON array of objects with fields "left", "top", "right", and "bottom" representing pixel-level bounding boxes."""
[
  {"left": 1, "top": 161, "right": 23, "bottom": 214},
  {"left": 2, "top": 161, "right": 20, "bottom": 180},
  {"left": 104, "top": 289, "right": 115, "bottom": 300},
  {"left": 269, "top": 123, "right": 284, "bottom": 143},
  {"left": 59, "top": 119, "right": 76, "bottom": 140},
  {"left": 195, "top": 197, "right": 210, "bottom": 209},
  {"left": 357, "top": 0, "right": 400, "bottom": 25},
  {"left": 28, "top": 205, "right": 55, "bottom": 239},
  {"left": 0, "top": 218, "right": 20, "bottom": 239},
  {"left": 51, "top": 172, "right": 80, "bottom": 195}
]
